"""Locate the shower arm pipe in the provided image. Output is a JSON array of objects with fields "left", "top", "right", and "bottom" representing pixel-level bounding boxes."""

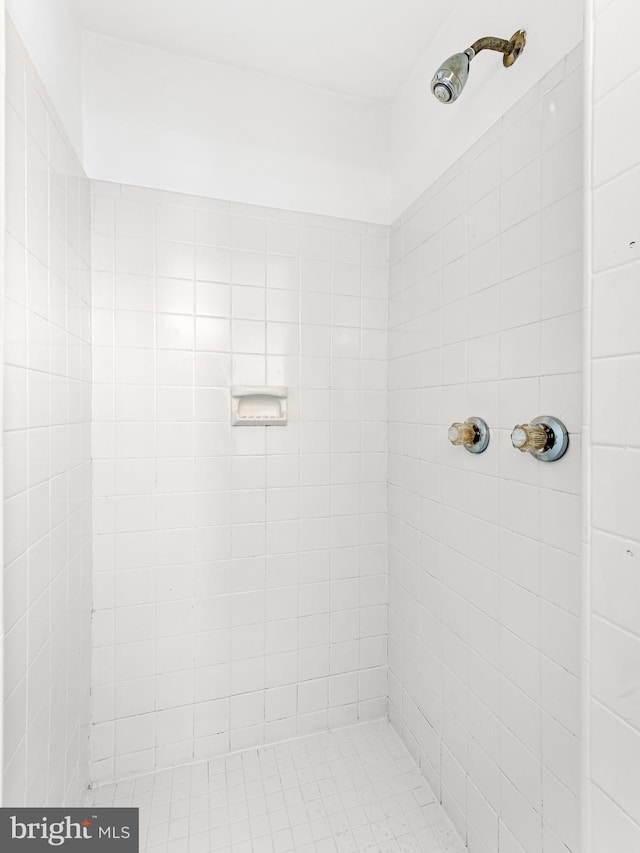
[{"left": 466, "top": 31, "right": 527, "bottom": 67}]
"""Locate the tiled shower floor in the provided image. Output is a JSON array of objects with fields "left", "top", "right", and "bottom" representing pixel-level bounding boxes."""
[{"left": 87, "top": 720, "right": 465, "bottom": 853}]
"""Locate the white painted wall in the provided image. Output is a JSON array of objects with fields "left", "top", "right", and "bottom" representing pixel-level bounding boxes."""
[
  {"left": 6, "top": 1, "right": 584, "bottom": 225},
  {"left": 5, "top": 0, "right": 83, "bottom": 156},
  {"left": 390, "top": 0, "right": 584, "bottom": 219},
  {"left": 74, "top": 0, "right": 454, "bottom": 102},
  {"left": 81, "top": 32, "right": 390, "bottom": 223}
]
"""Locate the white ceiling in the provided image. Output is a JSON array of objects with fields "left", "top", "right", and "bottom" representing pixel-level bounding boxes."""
[{"left": 73, "top": 0, "right": 454, "bottom": 101}]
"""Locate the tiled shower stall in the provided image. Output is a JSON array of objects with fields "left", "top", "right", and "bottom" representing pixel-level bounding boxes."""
[
  {"left": 2, "top": 1, "right": 639, "bottom": 851},
  {"left": 89, "top": 182, "right": 388, "bottom": 781},
  {"left": 387, "top": 50, "right": 583, "bottom": 853}
]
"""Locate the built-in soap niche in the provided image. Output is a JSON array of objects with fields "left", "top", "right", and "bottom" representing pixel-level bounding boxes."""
[{"left": 231, "top": 386, "right": 288, "bottom": 426}]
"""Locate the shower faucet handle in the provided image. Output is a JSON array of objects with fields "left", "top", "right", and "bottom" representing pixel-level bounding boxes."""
[
  {"left": 448, "top": 422, "right": 476, "bottom": 446},
  {"left": 447, "top": 417, "right": 490, "bottom": 454},
  {"left": 510, "top": 416, "right": 569, "bottom": 462},
  {"left": 511, "top": 423, "right": 548, "bottom": 453}
]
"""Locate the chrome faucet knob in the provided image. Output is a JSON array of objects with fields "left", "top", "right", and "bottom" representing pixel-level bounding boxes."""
[
  {"left": 511, "top": 423, "right": 548, "bottom": 453},
  {"left": 510, "top": 416, "right": 569, "bottom": 462},
  {"left": 448, "top": 422, "right": 477, "bottom": 446},
  {"left": 447, "top": 417, "right": 490, "bottom": 454}
]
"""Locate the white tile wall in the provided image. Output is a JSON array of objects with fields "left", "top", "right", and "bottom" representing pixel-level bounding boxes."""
[
  {"left": 588, "top": 0, "right": 640, "bottom": 847},
  {"left": 4, "top": 14, "right": 595, "bottom": 845},
  {"left": 387, "top": 51, "right": 583, "bottom": 852},
  {"left": 3, "top": 17, "right": 93, "bottom": 805},
  {"left": 89, "top": 183, "right": 389, "bottom": 784}
]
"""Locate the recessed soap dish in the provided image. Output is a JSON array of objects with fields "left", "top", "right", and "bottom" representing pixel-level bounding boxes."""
[{"left": 231, "top": 386, "right": 288, "bottom": 426}]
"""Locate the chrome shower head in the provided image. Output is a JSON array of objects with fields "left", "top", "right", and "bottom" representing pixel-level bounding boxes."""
[
  {"left": 430, "top": 30, "right": 527, "bottom": 105},
  {"left": 431, "top": 49, "right": 474, "bottom": 104}
]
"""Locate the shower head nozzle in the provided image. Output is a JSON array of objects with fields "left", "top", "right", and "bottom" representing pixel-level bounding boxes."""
[
  {"left": 430, "top": 30, "right": 526, "bottom": 105},
  {"left": 431, "top": 50, "right": 473, "bottom": 104}
]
